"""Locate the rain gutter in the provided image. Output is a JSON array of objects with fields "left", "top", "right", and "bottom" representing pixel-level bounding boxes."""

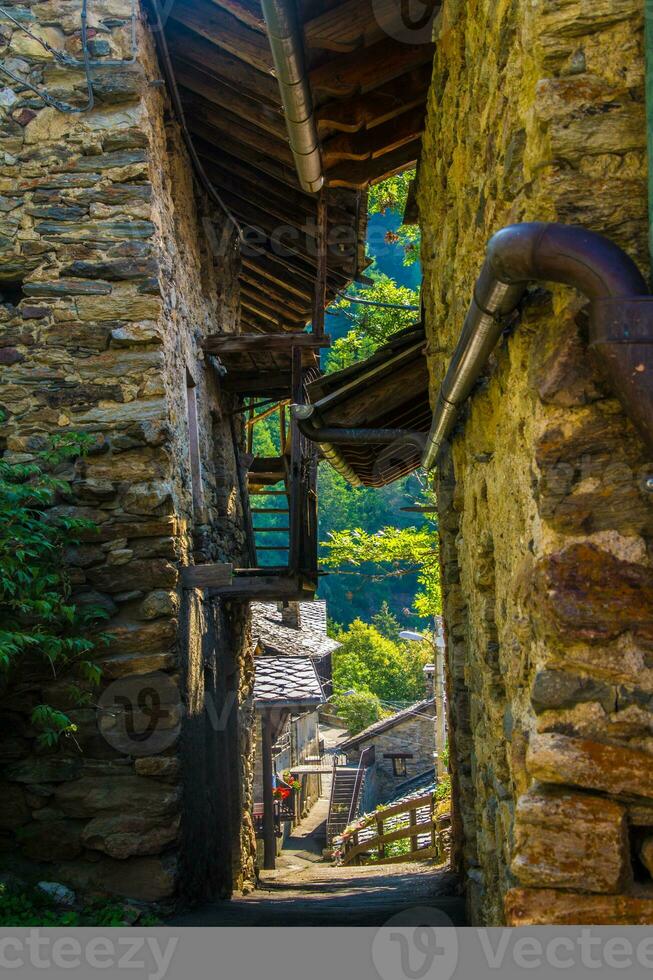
[
  {"left": 422, "top": 222, "right": 653, "bottom": 471},
  {"left": 260, "top": 0, "right": 324, "bottom": 194}
]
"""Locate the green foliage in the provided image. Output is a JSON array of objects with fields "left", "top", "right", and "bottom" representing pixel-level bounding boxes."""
[
  {"left": 0, "top": 883, "right": 160, "bottom": 926},
  {"left": 333, "top": 689, "right": 384, "bottom": 735},
  {"left": 325, "top": 272, "right": 419, "bottom": 373},
  {"left": 435, "top": 773, "right": 452, "bottom": 802},
  {"left": 332, "top": 620, "right": 432, "bottom": 705},
  {"left": 368, "top": 169, "right": 421, "bottom": 267},
  {"left": 371, "top": 601, "right": 401, "bottom": 641},
  {"left": 320, "top": 510, "right": 442, "bottom": 621},
  {"left": 317, "top": 466, "right": 426, "bottom": 626},
  {"left": 368, "top": 170, "right": 413, "bottom": 216},
  {"left": 0, "top": 431, "right": 106, "bottom": 748}
]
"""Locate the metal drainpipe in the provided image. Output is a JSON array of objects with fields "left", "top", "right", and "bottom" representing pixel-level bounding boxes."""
[
  {"left": 422, "top": 222, "right": 653, "bottom": 471},
  {"left": 292, "top": 404, "right": 427, "bottom": 485},
  {"left": 260, "top": 0, "right": 324, "bottom": 194}
]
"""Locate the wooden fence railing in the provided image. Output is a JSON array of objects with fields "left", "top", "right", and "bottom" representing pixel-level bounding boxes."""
[{"left": 340, "top": 792, "right": 436, "bottom": 867}]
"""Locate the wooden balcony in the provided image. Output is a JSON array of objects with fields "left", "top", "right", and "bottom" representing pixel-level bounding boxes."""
[{"left": 184, "top": 332, "right": 326, "bottom": 600}]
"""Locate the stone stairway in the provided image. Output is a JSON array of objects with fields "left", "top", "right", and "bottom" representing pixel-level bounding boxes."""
[{"left": 327, "top": 766, "right": 360, "bottom": 845}]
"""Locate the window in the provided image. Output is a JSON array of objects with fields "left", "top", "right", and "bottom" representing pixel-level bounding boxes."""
[
  {"left": 385, "top": 753, "right": 413, "bottom": 778},
  {"left": 185, "top": 371, "right": 205, "bottom": 521}
]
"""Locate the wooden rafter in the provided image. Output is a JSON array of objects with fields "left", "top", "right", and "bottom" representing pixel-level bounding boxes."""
[
  {"left": 174, "top": 70, "right": 286, "bottom": 140},
  {"left": 309, "top": 36, "right": 435, "bottom": 99},
  {"left": 167, "top": 28, "right": 279, "bottom": 105},
  {"left": 322, "top": 105, "right": 426, "bottom": 166},
  {"left": 170, "top": 0, "right": 274, "bottom": 74},
  {"left": 316, "top": 64, "right": 432, "bottom": 135}
]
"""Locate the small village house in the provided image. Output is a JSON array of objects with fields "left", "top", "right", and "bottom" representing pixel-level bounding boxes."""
[{"left": 340, "top": 699, "right": 436, "bottom": 810}]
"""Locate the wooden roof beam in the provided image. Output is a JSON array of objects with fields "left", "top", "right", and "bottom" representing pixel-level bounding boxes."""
[
  {"left": 309, "top": 37, "right": 435, "bottom": 99},
  {"left": 240, "top": 285, "right": 308, "bottom": 327},
  {"left": 241, "top": 257, "right": 316, "bottom": 304},
  {"left": 184, "top": 99, "right": 296, "bottom": 168},
  {"left": 240, "top": 269, "right": 312, "bottom": 313},
  {"left": 173, "top": 68, "right": 286, "bottom": 141},
  {"left": 322, "top": 105, "right": 426, "bottom": 167},
  {"left": 204, "top": 333, "right": 328, "bottom": 353},
  {"left": 316, "top": 65, "right": 432, "bottom": 135},
  {"left": 210, "top": 0, "right": 266, "bottom": 33},
  {"left": 170, "top": 0, "right": 274, "bottom": 74},
  {"left": 326, "top": 139, "right": 422, "bottom": 188},
  {"left": 166, "top": 26, "right": 280, "bottom": 105}
]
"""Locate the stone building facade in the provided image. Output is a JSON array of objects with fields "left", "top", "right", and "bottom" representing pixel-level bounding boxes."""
[
  {"left": 341, "top": 700, "right": 436, "bottom": 808},
  {"left": 417, "top": 0, "right": 653, "bottom": 925},
  {"left": 0, "top": 0, "right": 256, "bottom": 903}
]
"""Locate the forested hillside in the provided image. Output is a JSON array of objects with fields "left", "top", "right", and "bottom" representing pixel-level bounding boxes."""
[{"left": 252, "top": 172, "right": 435, "bottom": 629}]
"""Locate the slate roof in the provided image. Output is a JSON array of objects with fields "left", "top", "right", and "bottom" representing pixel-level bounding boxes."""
[
  {"left": 339, "top": 699, "right": 435, "bottom": 751},
  {"left": 388, "top": 768, "right": 436, "bottom": 804},
  {"left": 251, "top": 601, "right": 340, "bottom": 660},
  {"left": 253, "top": 655, "right": 325, "bottom": 709}
]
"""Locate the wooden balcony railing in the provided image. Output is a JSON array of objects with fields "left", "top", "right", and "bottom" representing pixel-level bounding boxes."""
[{"left": 339, "top": 792, "right": 436, "bottom": 867}]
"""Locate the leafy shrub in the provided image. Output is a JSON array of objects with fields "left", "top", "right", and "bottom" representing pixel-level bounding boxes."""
[
  {"left": 332, "top": 689, "right": 384, "bottom": 734},
  {"left": 332, "top": 620, "right": 433, "bottom": 705},
  {"left": 0, "top": 883, "right": 160, "bottom": 927},
  {"left": 0, "top": 431, "right": 106, "bottom": 747}
]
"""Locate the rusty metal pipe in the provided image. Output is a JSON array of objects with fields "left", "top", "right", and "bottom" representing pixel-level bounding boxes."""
[{"left": 423, "top": 222, "right": 653, "bottom": 470}]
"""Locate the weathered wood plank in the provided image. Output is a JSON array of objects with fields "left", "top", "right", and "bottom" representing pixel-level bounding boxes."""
[
  {"left": 185, "top": 100, "right": 295, "bottom": 168},
  {"left": 167, "top": 27, "right": 279, "bottom": 105},
  {"left": 309, "top": 38, "right": 435, "bottom": 99},
  {"left": 322, "top": 105, "right": 426, "bottom": 166},
  {"left": 174, "top": 69, "right": 286, "bottom": 140},
  {"left": 181, "top": 563, "right": 233, "bottom": 588},
  {"left": 204, "top": 333, "right": 329, "bottom": 353},
  {"left": 208, "top": 574, "right": 317, "bottom": 600},
  {"left": 171, "top": 0, "right": 273, "bottom": 74},
  {"left": 210, "top": 0, "right": 266, "bottom": 33},
  {"left": 316, "top": 66, "right": 432, "bottom": 135}
]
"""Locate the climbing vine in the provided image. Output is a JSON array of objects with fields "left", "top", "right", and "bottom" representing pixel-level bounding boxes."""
[{"left": 0, "top": 430, "right": 106, "bottom": 748}]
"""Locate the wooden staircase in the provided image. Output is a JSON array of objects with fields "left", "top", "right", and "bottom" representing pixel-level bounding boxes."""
[{"left": 248, "top": 473, "right": 291, "bottom": 567}]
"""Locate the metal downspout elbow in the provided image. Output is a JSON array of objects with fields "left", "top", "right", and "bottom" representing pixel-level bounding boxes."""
[
  {"left": 423, "top": 222, "right": 653, "bottom": 470},
  {"left": 260, "top": 0, "right": 324, "bottom": 195}
]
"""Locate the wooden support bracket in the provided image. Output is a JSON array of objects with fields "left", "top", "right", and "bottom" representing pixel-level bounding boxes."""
[{"left": 181, "top": 563, "right": 234, "bottom": 589}]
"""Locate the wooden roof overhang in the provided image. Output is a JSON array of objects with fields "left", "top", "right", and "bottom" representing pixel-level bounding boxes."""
[
  {"left": 304, "top": 324, "right": 430, "bottom": 486},
  {"left": 162, "top": 0, "right": 436, "bottom": 338}
]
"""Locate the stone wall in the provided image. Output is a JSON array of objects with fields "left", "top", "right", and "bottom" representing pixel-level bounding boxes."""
[
  {"left": 417, "top": 0, "right": 653, "bottom": 925},
  {"left": 347, "top": 706, "right": 435, "bottom": 807},
  {"left": 0, "top": 0, "right": 255, "bottom": 904}
]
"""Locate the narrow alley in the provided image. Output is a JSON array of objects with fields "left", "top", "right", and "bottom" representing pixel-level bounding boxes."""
[{"left": 171, "top": 724, "right": 464, "bottom": 926}]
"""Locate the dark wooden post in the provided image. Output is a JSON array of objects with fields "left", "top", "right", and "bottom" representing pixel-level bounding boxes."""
[
  {"left": 409, "top": 806, "right": 418, "bottom": 856},
  {"left": 261, "top": 709, "right": 276, "bottom": 870},
  {"left": 312, "top": 188, "right": 328, "bottom": 339},
  {"left": 376, "top": 813, "right": 385, "bottom": 861}
]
